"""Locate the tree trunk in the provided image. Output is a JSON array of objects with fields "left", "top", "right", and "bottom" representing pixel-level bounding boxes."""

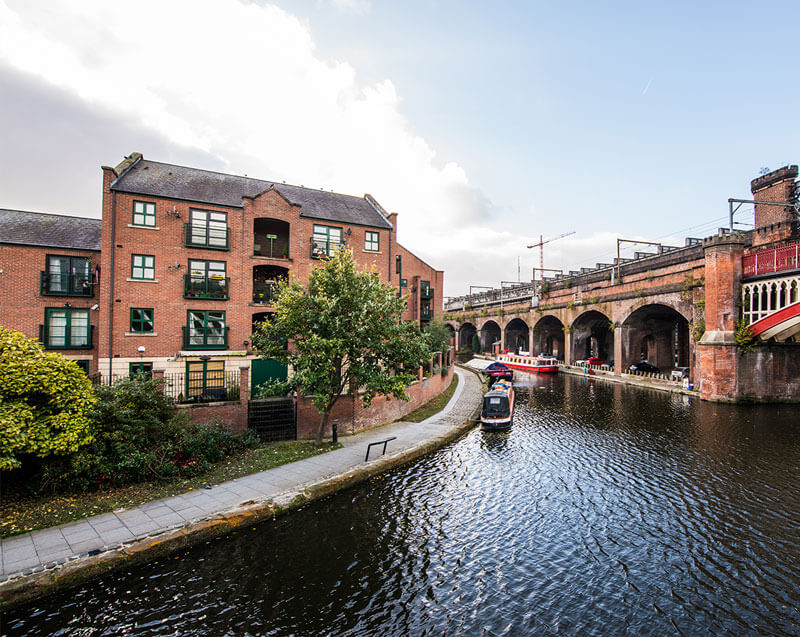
[{"left": 316, "top": 410, "right": 330, "bottom": 446}]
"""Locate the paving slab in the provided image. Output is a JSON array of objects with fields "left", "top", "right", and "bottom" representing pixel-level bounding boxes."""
[{"left": 0, "top": 367, "right": 482, "bottom": 584}]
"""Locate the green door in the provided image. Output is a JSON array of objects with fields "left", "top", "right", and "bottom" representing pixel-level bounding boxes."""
[{"left": 251, "top": 358, "right": 288, "bottom": 392}]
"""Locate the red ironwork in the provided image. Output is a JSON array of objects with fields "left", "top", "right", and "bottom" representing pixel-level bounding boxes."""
[{"left": 742, "top": 241, "right": 800, "bottom": 277}]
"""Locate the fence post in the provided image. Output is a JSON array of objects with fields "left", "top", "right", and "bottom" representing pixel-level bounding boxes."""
[{"left": 238, "top": 364, "right": 250, "bottom": 403}]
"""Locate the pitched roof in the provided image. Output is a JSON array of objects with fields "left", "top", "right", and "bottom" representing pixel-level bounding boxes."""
[
  {"left": 0, "top": 209, "right": 101, "bottom": 250},
  {"left": 111, "top": 159, "right": 393, "bottom": 230}
]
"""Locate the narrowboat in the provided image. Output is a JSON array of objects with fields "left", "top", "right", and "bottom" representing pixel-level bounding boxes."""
[
  {"left": 483, "top": 361, "right": 514, "bottom": 383},
  {"left": 481, "top": 379, "right": 515, "bottom": 430},
  {"left": 497, "top": 353, "right": 559, "bottom": 374}
]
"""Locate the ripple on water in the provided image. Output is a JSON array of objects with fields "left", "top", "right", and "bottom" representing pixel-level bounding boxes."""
[{"left": 6, "top": 373, "right": 800, "bottom": 636}]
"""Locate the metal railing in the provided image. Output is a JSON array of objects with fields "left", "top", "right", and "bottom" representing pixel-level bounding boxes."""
[
  {"left": 252, "top": 283, "right": 277, "bottom": 304},
  {"left": 420, "top": 305, "right": 433, "bottom": 320},
  {"left": 743, "top": 241, "right": 800, "bottom": 278},
  {"left": 184, "top": 223, "right": 231, "bottom": 250},
  {"left": 183, "top": 274, "right": 230, "bottom": 300},
  {"left": 40, "top": 271, "right": 95, "bottom": 297},
  {"left": 39, "top": 324, "right": 94, "bottom": 349},
  {"left": 365, "top": 436, "right": 397, "bottom": 461},
  {"left": 162, "top": 370, "right": 241, "bottom": 403},
  {"left": 181, "top": 326, "right": 230, "bottom": 350},
  {"left": 421, "top": 285, "right": 433, "bottom": 300}
]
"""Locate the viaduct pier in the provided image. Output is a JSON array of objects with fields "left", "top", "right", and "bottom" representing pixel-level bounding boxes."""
[{"left": 445, "top": 166, "right": 800, "bottom": 402}]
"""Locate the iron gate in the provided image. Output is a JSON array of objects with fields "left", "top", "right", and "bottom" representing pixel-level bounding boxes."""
[{"left": 248, "top": 397, "right": 296, "bottom": 442}]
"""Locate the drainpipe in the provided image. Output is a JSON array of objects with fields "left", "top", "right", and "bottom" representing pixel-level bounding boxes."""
[{"left": 108, "top": 190, "right": 116, "bottom": 379}]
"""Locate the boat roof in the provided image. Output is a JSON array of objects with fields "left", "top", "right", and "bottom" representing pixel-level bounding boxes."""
[{"left": 485, "top": 362, "right": 511, "bottom": 371}]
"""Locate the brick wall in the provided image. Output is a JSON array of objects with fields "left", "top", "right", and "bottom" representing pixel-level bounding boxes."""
[
  {"left": 750, "top": 165, "right": 798, "bottom": 248},
  {"left": 296, "top": 364, "right": 455, "bottom": 439},
  {"left": 0, "top": 243, "right": 100, "bottom": 372}
]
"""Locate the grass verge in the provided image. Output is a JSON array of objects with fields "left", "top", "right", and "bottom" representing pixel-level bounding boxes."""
[
  {"left": 0, "top": 440, "right": 340, "bottom": 539},
  {"left": 401, "top": 373, "right": 459, "bottom": 423}
]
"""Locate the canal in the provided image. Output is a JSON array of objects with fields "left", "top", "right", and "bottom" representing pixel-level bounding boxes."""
[{"left": 6, "top": 373, "right": 800, "bottom": 635}]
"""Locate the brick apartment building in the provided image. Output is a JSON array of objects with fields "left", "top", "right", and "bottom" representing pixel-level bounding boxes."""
[
  {"left": 1, "top": 153, "right": 444, "bottom": 399},
  {"left": 0, "top": 209, "right": 101, "bottom": 373}
]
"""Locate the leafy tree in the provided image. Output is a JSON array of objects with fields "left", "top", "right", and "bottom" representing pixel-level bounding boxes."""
[
  {"left": 0, "top": 327, "right": 96, "bottom": 470},
  {"left": 423, "top": 319, "right": 452, "bottom": 357},
  {"left": 252, "top": 249, "right": 430, "bottom": 444}
]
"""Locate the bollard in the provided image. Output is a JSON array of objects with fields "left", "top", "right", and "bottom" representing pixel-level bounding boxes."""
[{"left": 332, "top": 421, "right": 338, "bottom": 444}]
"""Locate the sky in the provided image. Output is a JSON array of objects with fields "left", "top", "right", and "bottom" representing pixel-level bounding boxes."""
[{"left": 1, "top": 0, "right": 799, "bottom": 297}]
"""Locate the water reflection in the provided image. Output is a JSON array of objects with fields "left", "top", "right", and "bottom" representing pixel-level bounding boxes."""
[{"left": 6, "top": 373, "right": 800, "bottom": 635}]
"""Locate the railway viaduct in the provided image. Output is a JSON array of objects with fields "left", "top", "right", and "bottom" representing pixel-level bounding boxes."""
[{"left": 445, "top": 166, "right": 800, "bottom": 403}]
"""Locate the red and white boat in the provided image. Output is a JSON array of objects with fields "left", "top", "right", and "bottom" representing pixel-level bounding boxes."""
[{"left": 496, "top": 353, "right": 560, "bottom": 374}]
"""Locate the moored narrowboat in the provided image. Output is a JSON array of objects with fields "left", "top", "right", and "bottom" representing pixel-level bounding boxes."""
[{"left": 481, "top": 379, "right": 515, "bottom": 430}]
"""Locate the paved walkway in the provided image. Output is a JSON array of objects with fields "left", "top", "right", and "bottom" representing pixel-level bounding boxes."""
[{"left": 0, "top": 367, "right": 483, "bottom": 587}]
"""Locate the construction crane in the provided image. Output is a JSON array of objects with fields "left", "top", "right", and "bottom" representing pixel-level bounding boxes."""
[{"left": 526, "top": 231, "right": 576, "bottom": 278}]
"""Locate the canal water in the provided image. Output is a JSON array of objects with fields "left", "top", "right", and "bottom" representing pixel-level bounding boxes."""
[{"left": 6, "top": 373, "right": 800, "bottom": 635}]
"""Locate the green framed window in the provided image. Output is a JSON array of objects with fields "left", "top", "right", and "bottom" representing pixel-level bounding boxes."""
[
  {"left": 130, "top": 308, "right": 154, "bottom": 333},
  {"left": 185, "top": 260, "right": 229, "bottom": 299},
  {"left": 420, "top": 280, "right": 433, "bottom": 299},
  {"left": 186, "top": 359, "right": 226, "bottom": 400},
  {"left": 311, "top": 224, "right": 343, "bottom": 258},
  {"left": 75, "top": 360, "right": 91, "bottom": 374},
  {"left": 400, "top": 278, "right": 408, "bottom": 288},
  {"left": 187, "top": 209, "right": 229, "bottom": 249},
  {"left": 42, "top": 255, "right": 93, "bottom": 296},
  {"left": 131, "top": 254, "right": 155, "bottom": 280},
  {"left": 43, "top": 308, "right": 91, "bottom": 349},
  {"left": 129, "top": 362, "right": 153, "bottom": 378},
  {"left": 184, "top": 310, "right": 227, "bottom": 349},
  {"left": 365, "top": 231, "right": 379, "bottom": 252},
  {"left": 133, "top": 201, "right": 156, "bottom": 227}
]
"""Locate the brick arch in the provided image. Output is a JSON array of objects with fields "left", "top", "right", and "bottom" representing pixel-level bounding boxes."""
[
  {"left": 620, "top": 303, "right": 690, "bottom": 371},
  {"left": 533, "top": 315, "right": 565, "bottom": 359},
  {"left": 457, "top": 322, "right": 477, "bottom": 350},
  {"left": 479, "top": 320, "right": 501, "bottom": 352},
  {"left": 504, "top": 317, "right": 529, "bottom": 353},
  {"left": 570, "top": 309, "right": 614, "bottom": 363}
]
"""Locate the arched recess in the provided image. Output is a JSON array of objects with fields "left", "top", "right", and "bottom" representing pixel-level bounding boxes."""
[
  {"left": 252, "top": 265, "right": 289, "bottom": 304},
  {"left": 459, "top": 322, "right": 477, "bottom": 350},
  {"left": 445, "top": 323, "right": 456, "bottom": 348},
  {"left": 480, "top": 320, "right": 501, "bottom": 352},
  {"left": 571, "top": 310, "right": 614, "bottom": 363},
  {"left": 621, "top": 304, "right": 689, "bottom": 371},
  {"left": 533, "top": 315, "right": 565, "bottom": 359},
  {"left": 504, "top": 318, "right": 529, "bottom": 353},
  {"left": 254, "top": 218, "right": 290, "bottom": 258}
]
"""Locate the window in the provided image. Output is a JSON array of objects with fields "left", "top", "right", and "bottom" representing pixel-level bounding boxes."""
[
  {"left": 187, "top": 209, "right": 229, "bottom": 249},
  {"left": 185, "top": 310, "right": 227, "bottom": 349},
  {"left": 43, "top": 308, "right": 91, "bottom": 349},
  {"left": 185, "top": 260, "right": 228, "bottom": 299},
  {"left": 75, "top": 360, "right": 91, "bottom": 374},
  {"left": 131, "top": 254, "right": 155, "bottom": 280},
  {"left": 129, "top": 362, "right": 153, "bottom": 378},
  {"left": 130, "top": 308, "right": 154, "bottom": 333},
  {"left": 421, "top": 280, "right": 433, "bottom": 299},
  {"left": 186, "top": 360, "right": 226, "bottom": 401},
  {"left": 133, "top": 201, "right": 156, "bottom": 227},
  {"left": 400, "top": 278, "right": 408, "bottom": 288},
  {"left": 311, "top": 224, "right": 343, "bottom": 258},
  {"left": 365, "top": 231, "right": 379, "bottom": 252},
  {"left": 42, "top": 255, "right": 93, "bottom": 296}
]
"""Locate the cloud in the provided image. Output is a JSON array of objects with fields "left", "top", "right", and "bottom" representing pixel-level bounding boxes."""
[
  {"left": 0, "top": 0, "right": 526, "bottom": 294},
  {"left": 326, "top": 0, "right": 371, "bottom": 13}
]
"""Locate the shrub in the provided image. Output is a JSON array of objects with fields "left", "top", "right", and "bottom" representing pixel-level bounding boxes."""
[
  {"left": 253, "top": 378, "right": 292, "bottom": 398},
  {"left": 0, "top": 328, "right": 96, "bottom": 470}
]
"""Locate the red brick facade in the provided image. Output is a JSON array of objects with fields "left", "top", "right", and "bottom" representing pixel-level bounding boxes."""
[{"left": 0, "top": 242, "right": 100, "bottom": 373}]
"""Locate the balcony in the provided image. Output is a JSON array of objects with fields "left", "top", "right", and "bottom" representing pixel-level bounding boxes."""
[
  {"left": 39, "top": 324, "right": 94, "bottom": 349},
  {"left": 743, "top": 241, "right": 800, "bottom": 278},
  {"left": 421, "top": 305, "right": 433, "bottom": 321},
  {"left": 310, "top": 237, "right": 345, "bottom": 259},
  {"left": 40, "top": 271, "right": 95, "bottom": 297},
  {"left": 183, "top": 274, "right": 230, "bottom": 300},
  {"left": 182, "top": 325, "right": 230, "bottom": 350},
  {"left": 421, "top": 285, "right": 434, "bottom": 300},
  {"left": 184, "top": 223, "right": 231, "bottom": 250},
  {"left": 252, "top": 283, "right": 278, "bottom": 305}
]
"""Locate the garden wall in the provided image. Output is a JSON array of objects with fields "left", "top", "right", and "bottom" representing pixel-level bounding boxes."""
[{"left": 296, "top": 363, "right": 455, "bottom": 439}]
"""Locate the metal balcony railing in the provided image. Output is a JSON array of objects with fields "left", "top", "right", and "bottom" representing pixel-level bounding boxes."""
[
  {"left": 40, "top": 271, "right": 95, "bottom": 297},
  {"left": 181, "top": 326, "right": 230, "bottom": 350},
  {"left": 252, "top": 283, "right": 278, "bottom": 304},
  {"left": 743, "top": 241, "right": 800, "bottom": 278},
  {"left": 421, "top": 305, "right": 433, "bottom": 321},
  {"left": 39, "top": 324, "right": 94, "bottom": 349},
  {"left": 421, "top": 285, "right": 433, "bottom": 300},
  {"left": 184, "top": 223, "right": 231, "bottom": 250},
  {"left": 183, "top": 274, "right": 230, "bottom": 300}
]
